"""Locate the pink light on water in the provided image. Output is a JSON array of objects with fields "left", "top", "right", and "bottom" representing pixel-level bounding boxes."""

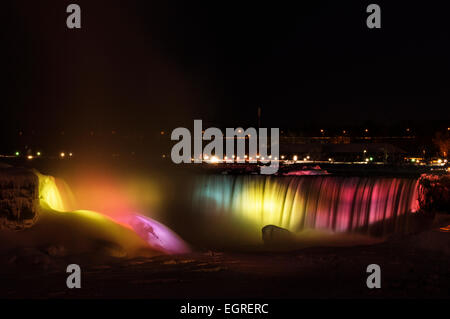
[{"left": 124, "top": 214, "right": 190, "bottom": 254}]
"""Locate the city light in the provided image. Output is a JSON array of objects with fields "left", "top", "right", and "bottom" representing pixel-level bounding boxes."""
[
  {"left": 60, "top": 152, "right": 65, "bottom": 158},
  {"left": 36, "top": 151, "right": 41, "bottom": 156},
  {"left": 293, "top": 155, "right": 298, "bottom": 161},
  {"left": 27, "top": 155, "right": 33, "bottom": 160}
]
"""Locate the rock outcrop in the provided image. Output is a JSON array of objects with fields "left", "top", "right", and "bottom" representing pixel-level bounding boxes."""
[
  {"left": 418, "top": 174, "right": 450, "bottom": 213},
  {"left": 0, "top": 165, "right": 39, "bottom": 230},
  {"left": 262, "top": 224, "right": 293, "bottom": 246}
]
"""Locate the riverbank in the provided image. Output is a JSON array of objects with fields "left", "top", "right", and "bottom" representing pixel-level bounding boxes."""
[{"left": 1, "top": 222, "right": 449, "bottom": 299}]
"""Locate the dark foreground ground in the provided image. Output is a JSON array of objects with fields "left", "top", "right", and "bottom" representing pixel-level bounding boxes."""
[{"left": 0, "top": 227, "right": 449, "bottom": 299}]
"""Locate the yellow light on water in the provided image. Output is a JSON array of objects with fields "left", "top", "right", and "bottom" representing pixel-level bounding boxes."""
[{"left": 36, "top": 172, "right": 66, "bottom": 211}]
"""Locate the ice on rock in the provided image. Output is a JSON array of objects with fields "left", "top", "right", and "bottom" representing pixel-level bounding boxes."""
[{"left": 0, "top": 166, "right": 39, "bottom": 230}]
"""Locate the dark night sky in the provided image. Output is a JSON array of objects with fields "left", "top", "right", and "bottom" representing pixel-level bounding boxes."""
[{"left": 2, "top": 0, "right": 449, "bottom": 140}]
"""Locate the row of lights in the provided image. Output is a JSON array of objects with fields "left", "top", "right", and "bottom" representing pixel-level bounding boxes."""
[
  {"left": 190, "top": 155, "right": 374, "bottom": 164},
  {"left": 319, "top": 129, "right": 369, "bottom": 134},
  {"left": 174, "top": 154, "right": 317, "bottom": 163},
  {"left": 317, "top": 128, "right": 421, "bottom": 135},
  {"left": 192, "top": 154, "right": 281, "bottom": 162},
  {"left": 14, "top": 151, "right": 73, "bottom": 159}
]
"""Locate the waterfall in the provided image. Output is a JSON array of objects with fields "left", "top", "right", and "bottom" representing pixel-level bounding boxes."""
[
  {"left": 193, "top": 175, "right": 420, "bottom": 237},
  {"left": 34, "top": 171, "right": 190, "bottom": 254}
]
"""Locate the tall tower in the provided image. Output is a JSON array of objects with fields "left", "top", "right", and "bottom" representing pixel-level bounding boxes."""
[{"left": 257, "top": 106, "right": 261, "bottom": 129}]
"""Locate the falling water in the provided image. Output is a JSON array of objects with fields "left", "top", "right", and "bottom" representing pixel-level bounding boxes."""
[
  {"left": 34, "top": 171, "right": 190, "bottom": 255},
  {"left": 193, "top": 175, "right": 420, "bottom": 237}
]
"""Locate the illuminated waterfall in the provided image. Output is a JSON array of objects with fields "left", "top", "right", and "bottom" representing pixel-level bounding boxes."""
[
  {"left": 35, "top": 171, "right": 190, "bottom": 255},
  {"left": 194, "top": 175, "right": 420, "bottom": 236},
  {"left": 35, "top": 171, "right": 76, "bottom": 212}
]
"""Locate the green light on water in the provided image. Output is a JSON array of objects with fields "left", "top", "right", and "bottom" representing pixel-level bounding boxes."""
[
  {"left": 15, "top": 151, "right": 20, "bottom": 156},
  {"left": 369, "top": 157, "right": 374, "bottom": 161},
  {"left": 37, "top": 152, "right": 41, "bottom": 156}
]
